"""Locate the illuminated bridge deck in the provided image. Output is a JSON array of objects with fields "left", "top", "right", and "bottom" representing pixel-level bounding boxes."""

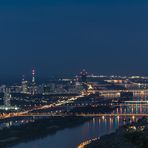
[
  {"left": 9, "top": 113, "right": 148, "bottom": 118},
  {"left": 124, "top": 101, "right": 148, "bottom": 103},
  {"left": 75, "top": 113, "right": 148, "bottom": 117},
  {"left": 1, "top": 113, "right": 148, "bottom": 120}
]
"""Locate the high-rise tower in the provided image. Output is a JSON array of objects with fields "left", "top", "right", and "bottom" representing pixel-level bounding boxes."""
[
  {"left": 22, "top": 74, "right": 25, "bottom": 82},
  {"left": 31, "top": 69, "right": 36, "bottom": 95},
  {"left": 32, "top": 69, "right": 36, "bottom": 85},
  {"left": 4, "top": 88, "right": 11, "bottom": 107},
  {"left": 21, "top": 75, "right": 28, "bottom": 94},
  {"left": 80, "top": 69, "right": 88, "bottom": 83}
]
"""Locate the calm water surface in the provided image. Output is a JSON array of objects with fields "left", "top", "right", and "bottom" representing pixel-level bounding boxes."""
[{"left": 13, "top": 97, "right": 148, "bottom": 148}]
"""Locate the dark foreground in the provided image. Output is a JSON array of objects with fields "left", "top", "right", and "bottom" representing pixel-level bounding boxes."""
[
  {"left": 0, "top": 116, "right": 90, "bottom": 148},
  {"left": 86, "top": 117, "right": 148, "bottom": 148}
]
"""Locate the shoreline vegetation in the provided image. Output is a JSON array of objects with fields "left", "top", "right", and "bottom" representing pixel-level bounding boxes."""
[
  {"left": 0, "top": 102, "right": 115, "bottom": 148},
  {"left": 0, "top": 116, "right": 91, "bottom": 148},
  {"left": 85, "top": 117, "right": 148, "bottom": 148}
]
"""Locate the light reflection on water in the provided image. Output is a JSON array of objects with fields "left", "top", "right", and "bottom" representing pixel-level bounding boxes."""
[
  {"left": 13, "top": 116, "right": 138, "bottom": 148},
  {"left": 13, "top": 97, "right": 148, "bottom": 148}
]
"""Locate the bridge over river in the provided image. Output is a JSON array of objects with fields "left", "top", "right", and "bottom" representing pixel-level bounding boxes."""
[
  {"left": 1, "top": 113, "right": 147, "bottom": 119},
  {"left": 0, "top": 99, "right": 148, "bottom": 120},
  {"left": 93, "top": 89, "right": 148, "bottom": 98}
]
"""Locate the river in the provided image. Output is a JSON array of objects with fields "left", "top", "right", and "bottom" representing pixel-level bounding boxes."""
[{"left": 13, "top": 97, "right": 148, "bottom": 148}]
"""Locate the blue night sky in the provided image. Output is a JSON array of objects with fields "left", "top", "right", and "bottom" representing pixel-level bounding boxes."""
[{"left": 0, "top": 0, "right": 148, "bottom": 79}]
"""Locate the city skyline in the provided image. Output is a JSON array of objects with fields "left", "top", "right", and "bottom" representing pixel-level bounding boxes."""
[
  {"left": 0, "top": 1, "right": 148, "bottom": 148},
  {"left": 0, "top": 0, "right": 148, "bottom": 77}
]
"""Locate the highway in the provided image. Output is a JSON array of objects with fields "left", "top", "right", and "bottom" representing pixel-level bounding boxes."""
[
  {"left": 0, "top": 95, "right": 85, "bottom": 120},
  {"left": 0, "top": 90, "right": 148, "bottom": 120}
]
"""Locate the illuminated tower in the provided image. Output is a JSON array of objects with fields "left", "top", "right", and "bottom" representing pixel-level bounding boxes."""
[
  {"left": 80, "top": 69, "right": 88, "bottom": 83},
  {"left": 32, "top": 69, "right": 36, "bottom": 85},
  {"left": 31, "top": 69, "right": 36, "bottom": 95},
  {"left": 22, "top": 74, "right": 25, "bottom": 82}
]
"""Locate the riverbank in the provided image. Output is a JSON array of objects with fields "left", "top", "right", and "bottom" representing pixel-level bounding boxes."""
[
  {"left": 85, "top": 117, "right": 148, "bottom": 148},
  {"left": 0, "top": 100, "right": 117, "bottom": 148},
  {"left": 0, "top": 116, "right": 90, "bottom": 148}
]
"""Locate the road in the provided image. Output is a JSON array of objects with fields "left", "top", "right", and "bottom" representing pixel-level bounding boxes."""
[{"left": 0, "top": 95, "right": 84, "bottom": 120}]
